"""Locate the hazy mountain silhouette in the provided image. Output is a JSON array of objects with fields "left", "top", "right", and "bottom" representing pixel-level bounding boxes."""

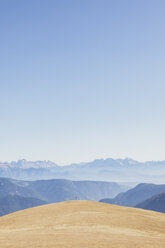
[
  {"left": 100, "top": 183, "right": 165, "bottom": 207},
  {"left": 0, "top": 195, "right": 46, "bottom": 216},
  {"left": 0, "top": 158, "right": 165, "bottom": 183},
  {"left": 0, "top": 177, "right": 126, "bottom": 215},
  {"left": 135, "top": 192, "right": 165, "bottom": 213}
]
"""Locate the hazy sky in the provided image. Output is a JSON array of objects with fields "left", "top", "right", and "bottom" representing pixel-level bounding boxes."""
[{"left": 0, "top": 0, "right": 165, "bottom": 164}]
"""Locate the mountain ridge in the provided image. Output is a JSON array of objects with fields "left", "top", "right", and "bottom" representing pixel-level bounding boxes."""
[
  {"left": 0, "top": 177, "right": 126, "bottom": 216},
  {"left": 100, "top": 183, "right": 165, "bottom": 207},
  {"left": 1, "top": 158, "right": 165, "bottom": 182}
]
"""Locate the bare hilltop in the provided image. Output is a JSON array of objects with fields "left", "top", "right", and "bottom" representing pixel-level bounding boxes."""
[{"left": 0, "top": 200, "right": 165, "bottom": 248}]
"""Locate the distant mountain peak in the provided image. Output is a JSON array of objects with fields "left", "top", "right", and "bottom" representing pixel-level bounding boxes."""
[
  {"left": 10, "top": 159, "right": 58, "bottom": 169},
  {"left": 0, "top": 157, "right": 165, "bottom": 182}
]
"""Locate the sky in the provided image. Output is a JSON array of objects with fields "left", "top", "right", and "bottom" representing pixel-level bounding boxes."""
[{"left": 0, "top": 0, "right": 165, "bottom": 164}]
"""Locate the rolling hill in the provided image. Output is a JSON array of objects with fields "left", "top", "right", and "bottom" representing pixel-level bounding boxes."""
[
  {"left": 100, "top": 183, "right": 165, "bottom": 207},
  {"left": 0, "top": 201, "right": 165, "bottom": 248}
]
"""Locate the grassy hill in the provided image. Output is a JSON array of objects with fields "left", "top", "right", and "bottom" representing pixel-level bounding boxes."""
[{"left": 0, "top": 201, "right": 165, "bottom": 247}]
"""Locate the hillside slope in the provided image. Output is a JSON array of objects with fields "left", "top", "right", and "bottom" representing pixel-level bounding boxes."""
[
  {"left": 100, "top": 183, "right": 165, "bottom": 206},
  {"left": 0, "top": 201, "right": 165, "bottom": 248},
  {"left": 135, "top": 192, "right": 165, "bottom": 213},
  {"left": 0, "top": 195, "right": 47, "bottom": 216}
]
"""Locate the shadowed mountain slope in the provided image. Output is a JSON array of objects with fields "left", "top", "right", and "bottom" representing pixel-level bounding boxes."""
[
  {"left": 135, "top": 192, "right": 165, "bottom": 213},
  {"left": 0, "top": 201, "right": 165, "bottom": 248},
  {"left": 0, "top": 177, "right": 38, "bottom": 198},
  {"left": 100, "top": 183, "right": 165, "bottom": 207},
  {"left": 0, "top": 195, "right": 47, "bottom": 216}
]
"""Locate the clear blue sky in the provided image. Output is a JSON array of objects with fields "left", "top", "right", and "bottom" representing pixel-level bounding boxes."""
[{"left": 0, "top": 0, "right": 165, "bottom": 164}]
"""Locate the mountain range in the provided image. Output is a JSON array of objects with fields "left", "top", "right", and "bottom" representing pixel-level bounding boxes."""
[
  {"left": 1, "top": 176, "right": 165, "bottom": 215},
  {"left": 0, "top": 177, "right": 126, "bottom": 216},
  {"left": 0, "top": 158, "right": 165, "bottom": 183}
]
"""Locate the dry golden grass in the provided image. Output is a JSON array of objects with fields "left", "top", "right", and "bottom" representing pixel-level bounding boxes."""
[{"left": 0, "top": 200, "right": 165, "bottom": 248}]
